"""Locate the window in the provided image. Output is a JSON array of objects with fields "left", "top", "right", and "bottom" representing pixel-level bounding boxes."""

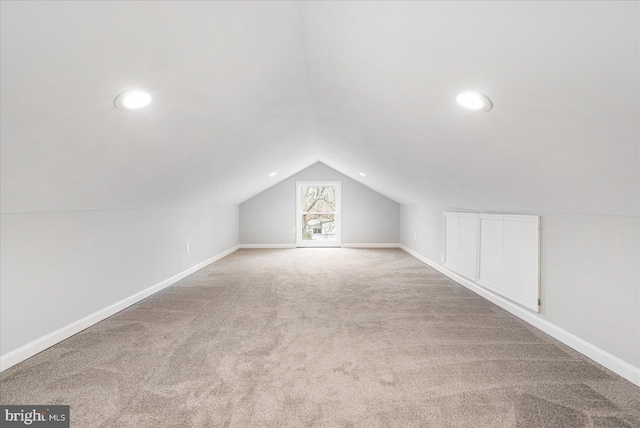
[{"left": 296, "top": 182, "right": 341, "bottom": 247}]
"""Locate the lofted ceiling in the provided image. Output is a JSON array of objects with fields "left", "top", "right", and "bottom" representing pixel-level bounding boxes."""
[{"left": 1, "top": 1, "right": 638, "bottom": 216}]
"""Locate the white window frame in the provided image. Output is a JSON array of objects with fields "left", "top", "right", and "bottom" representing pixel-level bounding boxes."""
[{"left": 296, "top": 181, "right": 341, "bottom": 248}]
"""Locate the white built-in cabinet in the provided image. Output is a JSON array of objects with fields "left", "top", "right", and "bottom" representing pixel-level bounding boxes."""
[
  {"left": 444, "top": 212, "right": 479, "bottom": 281},
  {"left": 444, "top": 212, "right": 541, "bottom": 312}
]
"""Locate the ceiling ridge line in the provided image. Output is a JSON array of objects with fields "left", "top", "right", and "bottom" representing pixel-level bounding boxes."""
[{"left": 295, "top": 0, "right": 321, "bottom": 155}]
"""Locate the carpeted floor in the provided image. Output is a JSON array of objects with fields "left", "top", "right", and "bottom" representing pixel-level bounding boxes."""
[{"left": 1, "top": 248, "right": 639, "bottom": 427}]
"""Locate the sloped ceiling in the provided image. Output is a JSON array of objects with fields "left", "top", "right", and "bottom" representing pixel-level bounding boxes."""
[{"left": 1, "top": 1, "right": 638, "bottom": 216}]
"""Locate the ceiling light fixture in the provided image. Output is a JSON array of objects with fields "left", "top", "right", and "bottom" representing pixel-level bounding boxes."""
[
  {"left": 114, "top": 88, "right": 157, "bottom": 111},
  {"left": 358, "top": 172, "right": 367, "bottom": 177},
  {"left": 269, "top": 172, "right": 277, "bottom": 177},
  {"left": 450, "top": 89, "right": 492, "bottom": 112}
]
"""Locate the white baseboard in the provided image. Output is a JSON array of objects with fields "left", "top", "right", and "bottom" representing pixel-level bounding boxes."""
[
  {"left": 341, "top": 243, "right": 401, "bottom": 248},
  {"left": 239, "top": 243, "right": 401, "bottom": 249},
  {"left": 0, "top": 245, "right": 240, "bottom": 372},
  {"left": 239, "top": 244, "right": 296, "bottom": 249},
  {"left": 6, "top": 243, "right": 637, "bottom": 387},
  {"left": 399, "top": 245, "right": 640, "bottom": 387}
]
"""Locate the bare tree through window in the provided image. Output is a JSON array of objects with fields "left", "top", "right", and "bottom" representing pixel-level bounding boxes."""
[{"left": 301, "top": 185, "right": 336, "bottom": 240}]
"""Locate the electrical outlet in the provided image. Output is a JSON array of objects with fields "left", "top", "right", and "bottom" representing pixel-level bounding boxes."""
[
  {"left": 413, "top": 232, "right": 417, "bottom": 240},
  {"left": 291, "top": 227, "right": 296, "bottom": 234},
  {"left": 185, "top": 243, "right": 190, "bottom": 253}
]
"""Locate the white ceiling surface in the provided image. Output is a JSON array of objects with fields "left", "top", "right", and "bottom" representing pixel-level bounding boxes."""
[
  {"left": 1, "top": 1, "right": 316, "bottom": 213},
  {"left": 1, "top": 1, "right": 638, "bottom": 216}
]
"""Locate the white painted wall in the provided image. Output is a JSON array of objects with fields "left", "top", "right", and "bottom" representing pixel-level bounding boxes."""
[
  {"left": 399, "top": 203, "right": 451, "bottom": 263},
  {"left": 540, "top": 215, "right": 640, "bottom": 368},
  {"left": 240, "top": 162, "right": 399, "bottom": 245},
  {"left": 0, "top": 205, "right": 239, "bottom": 357},
  {"left": 400, "top": 206, "right": 640, "bottom": 369}
]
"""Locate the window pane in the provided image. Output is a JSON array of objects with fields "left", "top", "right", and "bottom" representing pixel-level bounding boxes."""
[
  {"left": 301, "top": 186, "right": 336, "bottom": 213},
  {"left": 302, "top": 214, "right": 336, "bottom": 240}
]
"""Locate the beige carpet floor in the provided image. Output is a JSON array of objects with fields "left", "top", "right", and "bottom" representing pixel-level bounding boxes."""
[{"left": 1, "top": 248, "right": 639, "bottom": 427}]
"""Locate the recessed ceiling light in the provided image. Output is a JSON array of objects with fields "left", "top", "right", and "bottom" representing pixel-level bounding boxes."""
[
  {"left": 358, "top": 172, "right": 367, "bottom": 177},
  {"left": 114, "top": 88, "right": 157, "bottom": 111},
  {"left": 269, "top": 171, "right": 277, "bottom": 177},
  {"left": 450, "top": 89, "right": 492, "bottom": 112}
]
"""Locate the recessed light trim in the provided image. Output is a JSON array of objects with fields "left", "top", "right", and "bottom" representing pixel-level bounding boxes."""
[
  {"left": 114, "top": 88, "right": 157, "bottom": 111},
  {"left": 450, "top": 89, "right": 492, "bottom": 112},
  {"left": 269, "top": 171, "right": 278, "bottom": 177}
]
